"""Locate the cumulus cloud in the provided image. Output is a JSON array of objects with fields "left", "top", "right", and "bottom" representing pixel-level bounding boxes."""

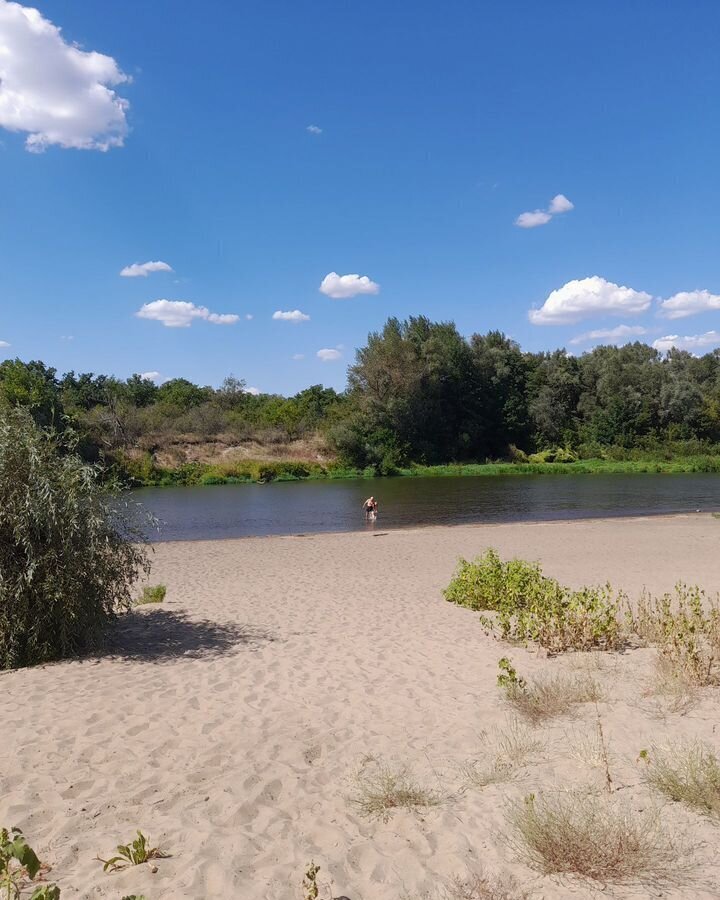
[
  {"left": 319, "top": 271, "right": 380, "bottom": 299},
  {"left": 120, "top": 260, "right": 173, "bottom": 278},
  {"left": 306, "top": 124, "right": 322, "bottom": 134},
  {"left": 135, "top": 300, "right": 239, "bottom": 328},
  {"left": 245, "top": 386, "right": 260, "bottom": 395},
  {"left": 659, "top": 289, "right": 720, "bottom": 320},
  {"left": 548, "top": 193, "right": 574, "bottom": 214},
  {"left": 0, "top": 340, "right": 10, "bottom": 348},
  {"left": 317, "top": 348, "right": 342, "bottom": 362},
  {"left": 653, "top": 331, "right": 720, "bottom": 354},
  {"left": 569, "top": 324, "right": 648, "bottom": 346},
  {"left": 272, "top": 309, "right": 310, "bottom": 322},
  {"left": 515, "top": 193, "right": 574, "bottom": 228},
  {"left": 529, "top": 276, "right": 652, "bottom": 325},
  {"left": 0, "top": 0, "right": 130, "bottom": 151},
  {"left": 139, "top": 371, "right": 161, "bottom": 382}
]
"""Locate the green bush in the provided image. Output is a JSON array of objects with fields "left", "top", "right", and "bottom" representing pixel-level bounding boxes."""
[
  {"left": 0, "top": 408, "right": 150, "bottom": 669},
  {"left": 137, "top": 584, "right": 167, "bottom": 605},
  {"left": 444, "top": 549, "right": 623, "bottom": 652}
]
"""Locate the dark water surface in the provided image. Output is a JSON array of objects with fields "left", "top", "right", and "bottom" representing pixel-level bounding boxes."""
[{"left": 135, "top": 473, "right": 720, "bottom": 542}]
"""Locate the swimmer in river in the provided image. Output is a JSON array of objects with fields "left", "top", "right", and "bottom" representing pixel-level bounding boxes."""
[{"left": 362, "top": 496, "right": 378, "bottom": 520}]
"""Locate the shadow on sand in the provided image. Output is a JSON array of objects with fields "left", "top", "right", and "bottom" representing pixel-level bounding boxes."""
[{"left": 106, "top": 608, "right": 276, "bottom": 662}]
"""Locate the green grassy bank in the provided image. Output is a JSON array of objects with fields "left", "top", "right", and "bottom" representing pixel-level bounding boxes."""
[{"left": 120, "top": 453, "right": 720, "bottom": 487}]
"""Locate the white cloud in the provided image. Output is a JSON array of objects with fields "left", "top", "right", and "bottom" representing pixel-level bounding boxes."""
[
  {"left": 0, "top": 340, "right": 10, "bottom": 348},
  {"left": 569, "top": 324, "right": 648, "bottom": 346},
  {"left": 317, "top": 348, "right": 342, "bottom": 362},
  {"left": 272, "top": 309, "right": 310, "bottom": 322},
  {"left": 529, "top": 276, "right": 653, "bottom": 325},
  {"left": 515, "top": 210, "right": 552, "bottom": 229},
  {"left": 515, "top": 193, "right": 574, "bottom": 228},
  {"left": 120, "top": 260, "right": 173, "bottom": 278},
  {"left": 245, "top": 313, "right": 254, "bottom": 320},
  {"left": 135, "top": 300, "right": 239, "bottom": 328},
  {"left": 292, "top": 353, "right": 305, "bottom": 360},
  {"left": 306, "top": 124, "right": 322, "bottom": 134},
  {"left": 659, "top": 289, "right": 720, "bottom": 320},
  {"left": 139, "top": 371, "right": 161, "bottom": 382},
  {"left": 653, "top": 331, "right": 720, "bottom": 354},
  {"left": 60, "top": 334, "right": 74, "bottom": 341},
  {"left": 0, "top": 0, "right": 130, "bottom": 152},
  {"left": 319, "top": 271, "right": 380, "bottom": 299},
  {"left": 245, "top": 386, "right": 260, "bottom": 395},
  {"left": 548, "top": 193, "right": 574, "bottom": 214}
]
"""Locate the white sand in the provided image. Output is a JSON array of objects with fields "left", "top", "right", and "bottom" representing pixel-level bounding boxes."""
[{"left": 3, "top": 514, "right": 720, "bottom": 898}]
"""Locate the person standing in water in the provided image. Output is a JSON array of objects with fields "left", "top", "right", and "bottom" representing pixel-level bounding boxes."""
[{"left": 363, "top": 496, "right": 378, "bottom": 520}]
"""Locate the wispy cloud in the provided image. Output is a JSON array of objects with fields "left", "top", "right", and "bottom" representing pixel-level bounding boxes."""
[
  {"left": 135, "top": 300, "right": 239, "bottom": 328},
  {"left": 515, "top": 193, "right": 574, "bottom": 228},
  {"left": 292, "top": 353, "right": 305, "bottom": 360},
  {"left": 120, "top": 260, "right": 173, "bottom": 278},
  {"left": 569, "top": 324, "right": 648, "bottom": 345},
  {"left": 139, "top": 371, "right": 161, "bottom": 382},
  {"left": 245, "top": 313, "right": 254, "bottom": 320},
  {"left": 659, "top": 289, "right": 720, "bottom": 320},
  {"left": 653, "top": 331, "right": 720, "bottom": 354},
  {"left": 306, "top": 124, "right": 322, "bottom": 134},
  {"left": 0, "top": 0, "right": 130, "bottom": 151},
  {"left": 272, "top": 309, "right": 310, "bottom": 322},
  {"left": 0, "top": 340, "right": 10, "bottom": 348},
  {"left": 319, "top": 272, "right": 380, "bottom": 299},
  {"left": 529, "top": 276, "right": 652, "bottom": 325},
  {"left": 317, "top": 348, "right": 342, "bottom": 362}
]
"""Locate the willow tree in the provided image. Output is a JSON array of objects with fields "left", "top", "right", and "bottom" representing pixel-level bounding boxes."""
[{"left": 0, "top": 406, "right": 150, "bottom": 669}]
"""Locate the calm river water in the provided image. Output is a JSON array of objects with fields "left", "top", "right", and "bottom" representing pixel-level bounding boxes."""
[{"left": 134, "top": 473, "right": 720, "bottom": 542}]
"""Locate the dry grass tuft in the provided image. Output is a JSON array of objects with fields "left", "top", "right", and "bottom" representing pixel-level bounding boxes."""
[
  {"left": 642, "top": 740, "right": 720, "bottom": 818},
  {"left": 443, "top": 868, "right": 532, "bottom": 899},
  {"left": 462, "top": 718, "right": 544, "bottom": 788},
  {"left": 349, "top": 756, "right": 442, "bottom": 821},
  {"left": 506, "top": 790, "right": 684, "bottom": 886},
  {"left": 502, "top": 672, "right": 604, "bottom": 723}
]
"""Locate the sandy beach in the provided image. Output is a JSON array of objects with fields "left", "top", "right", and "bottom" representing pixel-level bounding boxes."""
[{"left": 3, "top": 514, "right": 720, "bottom": 899}]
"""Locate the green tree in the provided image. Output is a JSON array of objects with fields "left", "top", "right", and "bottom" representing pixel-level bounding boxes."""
[
  {"left": 0, "top": 359, "right": 63, "bottom": 428},
  {"left": 0, "top": 407, "right": 150, "bottom": 669}
]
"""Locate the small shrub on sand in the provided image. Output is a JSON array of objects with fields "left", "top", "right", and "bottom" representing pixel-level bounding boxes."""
[
  {"left": 1, "top": 826, "right": 60, "bottom": 899},
  {"left": 462, "top": 718, "right": 544, "bottom": 788},
  {"left": 137, "top": 584, "right": 167, "bottom": 605},
  {"left": 349, "top": 757, "right": 441, "bottom": 822},
  {"left": 443, "top": 868, "right": 532, "bottom": 899},
  {"left": 642, "top": 740, "right": 720, "bottom": 818},
  {"left": 506, "top": 791, "right": 684, "bottom": 885},
  {"left": 628, "top": 584, "right": 720, "bottom": 685},
  {"left": 98, "top": 831, "right": 168, "bottom": 871},
  {"left": 445, "top": 550, "right": 623, "bottom": 652},
  {"left": 497, "top": 659, "right": 603, "bottom": 723}
]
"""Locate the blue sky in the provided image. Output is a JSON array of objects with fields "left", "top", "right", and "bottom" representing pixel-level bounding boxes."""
[{"left": 1, "top": 0, "right": 719, "bottom": 393}]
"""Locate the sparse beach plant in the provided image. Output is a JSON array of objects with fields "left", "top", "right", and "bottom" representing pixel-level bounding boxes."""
[
  {"left": 462, "top": 717, "right": 544, "bottom": 788},
  {"left": 0, "top": 826, "right": 60, "bottom": 900},
  {"left": 498, "top": 661, "right": 603, "bottom": 723},
  {"left": 442, "top": 868, "right": 532, "bottom": 899},
  {"left": 98, "top": 831, "right": 168, "bottom": 872},
  {"left": 349, "top": 757, "right": 441, "bottom": 821},
  {"left": 628, "top": 584, "right": 720, "bottom": 685},
  {"left": 137, "top": 584, "right": 167, "bottom": 605},
  {"left": 506, "top": 790, "right": 684, "bottom": 885},
  {"left": 0, "top": 407, "right": 151, "bottom": 669},
  {"left": 303, "top": 861, "right": 320, "bottom": 900},
  {"left": 641, "top": 740, "right": 720, "bottom": 818}
]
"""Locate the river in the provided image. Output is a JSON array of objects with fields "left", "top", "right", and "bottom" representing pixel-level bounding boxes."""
[{"left": 133, "top": 473, "right": 720, "bottom": 541}]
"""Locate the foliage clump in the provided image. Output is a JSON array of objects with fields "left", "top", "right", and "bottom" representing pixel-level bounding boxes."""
[
  {"left": 1, "top": 826, "right": 60, "bottom": 899},
  {"left": 506, "top": 791, "right": 683, "bottom": 885},
  {"left": 349, "top": 757, "right": 441, "bottom": 822},
  {"left": 0, "top": 407, "right": 150, "bottom": 669},
  {"left": 496, "top": 658, "right": 603, "bottom": 723},
  {"left": 137, "top": 584, "right": 166, "bottom": 605},
  {"left": 98, "top": 830, "right": 167, "bottom": 871},
  {"left": 444, "top": 549, "right": 623, "bottom": 652},
  {"left": 642, "top": 740, "right": 720, "bottom": 818},
  {"left": 628, "top": 584, "right": 720, "bottom": 685}
]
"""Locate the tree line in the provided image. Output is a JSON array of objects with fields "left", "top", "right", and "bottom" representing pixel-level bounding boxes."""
[{"left": 2, "top": 315, "right": 720, "bottom": 476}]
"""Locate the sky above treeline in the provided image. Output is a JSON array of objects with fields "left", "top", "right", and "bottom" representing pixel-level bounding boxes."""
[{"left": 1, "top": 0, "right": 719, "bottom": 394}]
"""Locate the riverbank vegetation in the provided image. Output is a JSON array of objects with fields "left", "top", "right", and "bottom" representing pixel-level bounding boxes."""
[{"left": 3, "top": 315, "right": 720, "bottom": 485}]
